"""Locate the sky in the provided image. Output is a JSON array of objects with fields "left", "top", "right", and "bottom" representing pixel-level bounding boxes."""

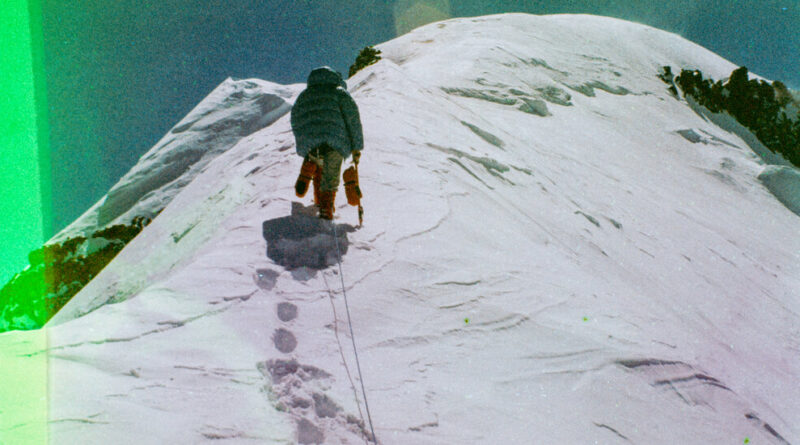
[{"left": 2, "top": 0, "right": 797, "bottom": 283}]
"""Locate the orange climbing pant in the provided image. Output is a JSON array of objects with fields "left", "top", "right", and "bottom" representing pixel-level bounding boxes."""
[{"left": 294, "top": 158, "right": 317, "bottom": 198}]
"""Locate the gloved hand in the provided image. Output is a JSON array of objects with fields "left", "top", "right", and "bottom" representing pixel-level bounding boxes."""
[{"left": 352, "top": 150, "right": 361, "bottom": 163}]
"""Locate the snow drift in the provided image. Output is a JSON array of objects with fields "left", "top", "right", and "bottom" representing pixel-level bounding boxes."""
[{"left": 2, "top": 13, "right": 799, "bottom": 445}]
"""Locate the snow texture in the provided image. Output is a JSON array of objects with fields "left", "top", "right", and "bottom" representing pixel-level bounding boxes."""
[
  {"left": 758, "top": 166, "right": 800, "bottom": 217},
  {"left": 2, "top": 13, "right": 799, "bottom": 445}
]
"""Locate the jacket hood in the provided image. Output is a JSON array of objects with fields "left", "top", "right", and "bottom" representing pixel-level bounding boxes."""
[{"left": 307, "top": 66, "right": 346, "bottom": 89}]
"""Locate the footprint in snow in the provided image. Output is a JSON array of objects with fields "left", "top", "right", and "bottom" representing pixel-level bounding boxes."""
[
  {"left": 277, "top": 302, "right": 298, "bottom": 322},
  {"left": 254, "top": 268, "right": 280, "bottom": 291},
  {"left": 272, "top": 328, "right": 297, "bottom": 353}
]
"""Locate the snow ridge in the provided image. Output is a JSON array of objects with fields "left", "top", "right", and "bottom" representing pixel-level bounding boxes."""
[
  {"left": 49, "top": 78, "right": 304, "bottom": 245},
  {"left": 2, "top": 13, "right": 798, "bottom": 445}
]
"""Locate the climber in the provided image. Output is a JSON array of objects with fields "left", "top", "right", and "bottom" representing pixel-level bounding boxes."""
[{"left": 291, "top": 66, "right": 364, "bottom": 220}]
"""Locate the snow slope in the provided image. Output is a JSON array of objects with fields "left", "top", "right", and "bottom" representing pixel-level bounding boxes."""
[
  {"left": 47, "top": 77, "right": 304, "bottom": 245},
  {"left": 3, "top": 13, "right": 799, "bottom": 444}
]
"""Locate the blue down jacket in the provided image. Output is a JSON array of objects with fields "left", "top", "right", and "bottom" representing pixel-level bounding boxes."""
[{"left": 291, "top": 66, "right": 364, "bottom": 158}]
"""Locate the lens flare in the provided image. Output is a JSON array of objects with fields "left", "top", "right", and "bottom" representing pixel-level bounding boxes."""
[{"left": 393, "top": 0, "right": 451, "bottom": 35}]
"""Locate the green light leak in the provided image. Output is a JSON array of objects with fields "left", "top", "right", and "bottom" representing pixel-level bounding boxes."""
[
  {"left": 0, "top": 0, "right": 50, "bottom": 443},
  {"left": 0, "top": 330, "right": 49, "bottom": 444},
  {"left": 0, "top": 0, "right": 51, "bottom": 282}
]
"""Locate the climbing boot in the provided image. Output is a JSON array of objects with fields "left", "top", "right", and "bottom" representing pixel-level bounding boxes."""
[
  {"left": 313, "top": 166, "right": 322, "bottom": 205},
  {"left": 318, "top": 190, "right": 336, "bottom": 220},
  {"left": 294, "top": 158, "right": 318, "bottom": 198}
]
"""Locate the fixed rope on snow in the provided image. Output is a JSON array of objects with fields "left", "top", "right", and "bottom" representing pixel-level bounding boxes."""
[
  {"left": 332, "top": 223, "right": 377, "bottom": 443},
  {"left": 323, "top": 273, "right": 367, "bottom": 435}
]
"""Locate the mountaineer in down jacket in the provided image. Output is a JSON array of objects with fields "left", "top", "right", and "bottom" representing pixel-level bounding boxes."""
[
  {"left": 291, "top": 66, "right": 363, "bottom": 158},
  {"left": 290, "top": 66, "right": 364, "bottom": 220}
]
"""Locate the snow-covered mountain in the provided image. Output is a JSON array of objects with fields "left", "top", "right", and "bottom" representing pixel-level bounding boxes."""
[
  {"left": 47, "top": 77, "right": 305, "bottom": 245},
  {"left": 3, "top": 13, "right": 799, "bottom": 444}
]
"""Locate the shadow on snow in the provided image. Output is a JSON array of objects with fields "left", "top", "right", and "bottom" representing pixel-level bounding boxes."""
[{"left": 262, "top": 202, "right": 355, "bottom": 275}]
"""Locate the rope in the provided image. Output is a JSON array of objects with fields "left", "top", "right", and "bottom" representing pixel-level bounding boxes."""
[
  {"left": 332, "top": 223, "right": 378, "bottom": 444},
  {"left": 323, "top": 273, "right": 367, "bottom": 434}
]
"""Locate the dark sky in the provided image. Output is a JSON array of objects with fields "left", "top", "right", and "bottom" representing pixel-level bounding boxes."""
[{"left": 42, "top": 0, "right": 798, "bottom": 239}]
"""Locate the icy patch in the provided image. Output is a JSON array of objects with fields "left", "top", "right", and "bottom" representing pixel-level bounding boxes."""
[
  {"left": 567, "top": 80, "right": 630, "bottom": 97},
  {"left": 518, "top": 98, "right": 550, "bottom": 116},
  {"left": 440, "top": 87, "right": 517, "bottom": 105},
  {"left": 460, "top": 121, "right": 505, "bottom": 148},
  {"left": 427, "top": 143, "right": 511, "bottom": 177},
  {"left": 575, "top": 210, "right": 601, "bottom": 227},
  {"left": 677, "top": 128, "right": 732, "bottom": 147},
  {"left": 535, "top": 86, "right": 573, "bottom": 106},
  {"left": 524, "top": 57, "right": 569, "bottom": 76},
  {"left": 677, "top": 129, "right": 705, "bottom": 144},
  {"left": 758, "top": 166, "right": 800, "bottom": 217},
  {"left": 443, "top": 82, "right": 574, "bottom": 112},
  {"left": 442, "top": 70, "right": 578, "bottom": 118}
]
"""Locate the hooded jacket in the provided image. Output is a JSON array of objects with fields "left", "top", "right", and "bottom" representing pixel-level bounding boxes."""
[{"left": 290, "top": 67, "right": 364, "bottom": 158}]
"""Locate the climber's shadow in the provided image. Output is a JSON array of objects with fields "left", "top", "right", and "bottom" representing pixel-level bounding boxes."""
[{"left": 262, "top": 202, "right": 355, "bottom": 274}]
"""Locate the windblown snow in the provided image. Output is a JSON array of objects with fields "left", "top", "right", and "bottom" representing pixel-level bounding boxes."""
[{"left": 3, "top": 13, "right": 799, "bottom": 445}]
